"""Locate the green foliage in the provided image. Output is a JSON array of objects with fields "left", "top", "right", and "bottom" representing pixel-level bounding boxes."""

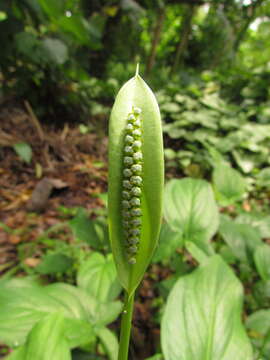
[
  {"left": 36, "top": 253, "right": 74, "bottom": 275},
  {"left": 9, "top": 313, "right": 72, "bottom": 360},
  {"left": 254, "top": 244, "right": 270, "bottom": 281},
  {"left": 246, "top": 309, "right": 270, "bottom": 359},
  {"left": 0, "top": 0, "right": 104, "bottom": 120},
  {"left": 77, "top": 252, "right": 121, "bottom": 302},
  {"left": 213, "top": 162, "right": 246, "bottom": 205},
  {"left": 159, "top": 71, "right": 270, "bottom": 186},
  {"left": 161, "top": 255, "right": 253, "bottom": 360},
  {"left": 152, "top": 223, "right": 182, "bottom": 264},
  {"left": 69, "top": 208, "right": 109, "bottom": 251},
  {"left": 13, "top": 142, "right": 32, "bottom": 164},
  {"left": 219, "top": 215, "right": 262, "bottom": 265},
  {"left": 164, "top": 178, "right": 219, "bottom": 254},
  {"left": 0, "top": 257, "right": 121, "bottom": 359}
]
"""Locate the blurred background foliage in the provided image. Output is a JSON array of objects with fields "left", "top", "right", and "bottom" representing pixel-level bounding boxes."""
[
  {"left": 0, "top": 0, "right": 270, "bottom": 186},
  {"left": 1, "top": 0, "right": 270, "bottom": 186}
]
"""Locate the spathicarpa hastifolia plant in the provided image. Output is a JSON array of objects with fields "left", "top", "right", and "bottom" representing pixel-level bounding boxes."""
[{"left": 108, "top": 65, "right": 164, "bottom": 360}]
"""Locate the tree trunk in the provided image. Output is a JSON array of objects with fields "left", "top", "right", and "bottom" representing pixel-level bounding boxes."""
[
  {"left": 170, "top": 4, "right": 196, "bottom": 75},
  {"left": 233, "top": 0, "right": 265, "bottom": 53},
  {"left": 145, "top": 7, "right": 166, "bottom": 77}
]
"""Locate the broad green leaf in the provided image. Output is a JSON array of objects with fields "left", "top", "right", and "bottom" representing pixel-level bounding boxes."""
[
  {"left": 152, "top": 223, "right": 183, "bottom": 263},
  {"left": 57, "top": 15, "right": 101, "bottom": 48},
  {"left": 232, "top": 150, "right": 255, "bottom": 173},
  {"left": 219, "top": 215, "right": 262, "bottom": 264},
  {"left": 43, "top": 283, "right": 122, "bottom": 327},
  {"left": 43, "top": 283, "right": 92, "bottom": 320},
  {"left": 236, "top": 213, "right": 270, "bottom": 238},
  {"left": 164, "top": 178, "right": 219, "bottom": 254},
  {"left": 42, "top": 38, "right": 68, "bottom": 65},
  {"left": 36, "top": 253, "right": 74, "bottom": 274},
  {"left": 256, "top": 167, "right": 270, "bottom": 187},
  {"left": 69, "top": 208, "right": 102, "bottom": 247},
  {"left": 0, "top": 281, "right": 65, "bottom": 347},
  {"left": 23, "top": 313, "right": 71, "bottom": 360},
  {"left": 185, "top": 241, "right": 208, "bottom": 264},
  {"left": 13, "top": 142, "right": 32, "bottom": 164},
  {"left": 145, "top": 355, "right": 163, "bottom": 360},
  {"left": 64, "top": 318, "right": 95, "bottom": 349},
  {"left": 254, "top": 244, "right": 270, "bottom": 281},
  {"left": 96, "top": 327, "right": 118, "bottom": 360},
  {"left": 108, "top": 71, "right": 164, "bottom": 295},
  {"left": 38, "top": 0, "right": 65, "bottom": 19},
  {"left": 77, "top": 252, "right": 121, "bottom": 302},
  {"left": 0, "top": 279, "right": 118, "bottom": 347},
  {"left": 93, "top": 301, "right": 122, "bottom": 327},
  {"left": 213, "top": 163, "right": 246, "bottom": 205},
  {"left": 246, "top": 310, "right": 270, "bottom": 359},
  {"left": 246, "top": 309, "right": 270, "bottom": 336},
  {"left": 161, "top": 255, "right": 253, "bottom": 360},
  {"left": 7, "top": 314, "right": 72, "bottom": 360}
]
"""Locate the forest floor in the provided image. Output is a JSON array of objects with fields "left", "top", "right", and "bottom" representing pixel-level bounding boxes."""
[{"left": 0, "top": 103, "right": 165, "bottom": 358}]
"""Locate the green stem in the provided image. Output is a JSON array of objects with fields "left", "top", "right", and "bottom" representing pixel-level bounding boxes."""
[{"left": 118, "top": 291, "right": 135, "bottom": 360}]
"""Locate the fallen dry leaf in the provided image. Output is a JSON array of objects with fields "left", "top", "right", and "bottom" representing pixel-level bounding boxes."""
[{"left": 24, "top": 258, "right": 40, "bottom": 267}]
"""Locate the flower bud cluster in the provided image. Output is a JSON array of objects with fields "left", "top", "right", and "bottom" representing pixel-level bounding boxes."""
[{"left": 122, "top": 107, "right": 143, "bottom": 265}]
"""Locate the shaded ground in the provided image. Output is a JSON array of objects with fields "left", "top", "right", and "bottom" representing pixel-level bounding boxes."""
[{"left": 0, "top": 102, "right": 108, "bottom": 272}]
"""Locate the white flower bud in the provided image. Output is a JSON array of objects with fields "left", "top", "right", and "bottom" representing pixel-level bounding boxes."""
[
  {"left": 130, "top": 228, "right": 140, "bottom": 236},
  {"left": 130, "top": 197, "right": 140, "bottom": 206},
  {"left": 128, "top": 257, "right": 136, "bottom": 265},
  {"left": 125, "top": 135, "right": 134, "bottom": 144},
  {"left": 131, "top": 175, "right": 142, "bottom": 186},
  {"left": 123, "top": 180, "right": 132, "bottom": 189},
  {"left": 122, "top": 190, "right": 130, "bottom": 199},
  {"left": 133, "top": 129, "right": 141, "bottom": 137},
  {"left": 133, "top": 107, "right": 142, "bottom": 115},
  {"left": 126, "top": 123, "right": 134, "bottom": 132},
  {"left": 129, "top": 236, "right": 139, "bottom": 244},
  {"left": 133, "top": 152, "right": 143, "bottom": 162},
  {"left": 123, "top": 169, "right": 132, "bottom": 177},
  {"left": 132, "top": 140, "right": 142, "bottom": 150},
  {"left": 131, "top": 164, "right": 142, "bottom": 174},
  {"left": 127, "top": 114, "right": 136, "bottom": 122},
  {"left": 134, "top": 120, "right": 141, "bottom": 128},
  {"left": 125, "top": 146, "right": 133, "bottom": 155},
  {"left": 131, "top": 186, "right": 141, "bottom": 196},
  {"left": 122, "top": 200, "right": 130, "bottom": 209},
  {"left": 131, "top": 218, "right": 141, "bottom": 226},
  {"left": 131, "top": 208, "right": 141, "bottom": 216},
  {"left": 124, "top": 157, "right": 133, "bottom": 166},
  {"left": 128, "top": 245, "right": 138, "bottom": 254}
]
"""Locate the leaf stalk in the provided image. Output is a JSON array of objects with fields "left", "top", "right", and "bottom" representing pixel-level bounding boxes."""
[{"left": 118, "top": 291, "right": 135, "bottom": 360}]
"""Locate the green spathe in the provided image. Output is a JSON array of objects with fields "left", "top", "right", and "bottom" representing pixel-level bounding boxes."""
[{"left": 108, "top": 73, "right": 164, "bottom": 295}]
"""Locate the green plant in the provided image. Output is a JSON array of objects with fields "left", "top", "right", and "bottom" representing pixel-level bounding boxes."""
[
  {"left": 108, "top": 66, "right": 164, "bottom": 359},
  {"left": 0, "top": 252, "right": 121, "bottom": 360},
  {"left": 161, "top": 255, "right": 253, "bottom": 360}
]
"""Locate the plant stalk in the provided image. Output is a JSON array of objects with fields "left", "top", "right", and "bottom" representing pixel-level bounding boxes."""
[{"left": 118, "top": 291, "right": 135, "bottom": 360}]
